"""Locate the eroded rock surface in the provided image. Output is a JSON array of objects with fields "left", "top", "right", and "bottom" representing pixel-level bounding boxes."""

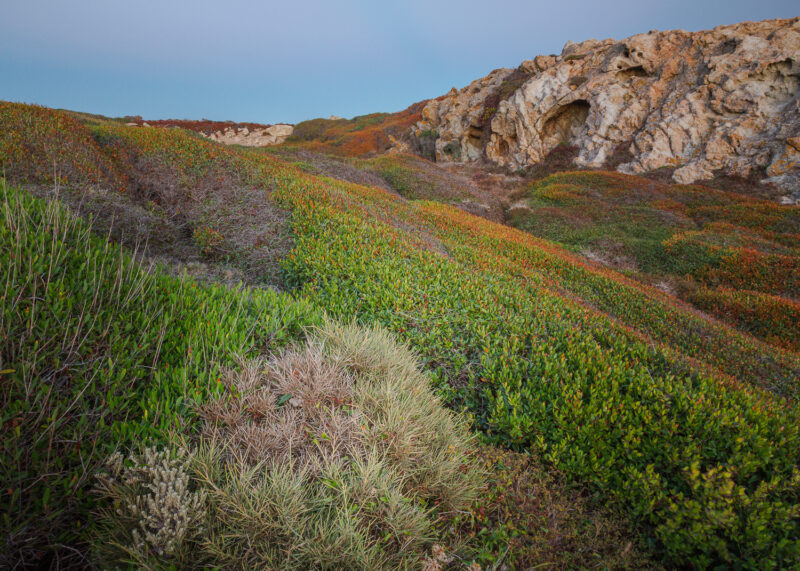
[
  {"left": 204, "top": 124, "right": 293, "bottom": 147},
  {"left": 414, "top": 18, "right": 800, "bottom": 201}
]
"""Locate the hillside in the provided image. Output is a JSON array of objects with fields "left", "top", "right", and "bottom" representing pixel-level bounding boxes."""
[
  {"left": 510, "top": 171, "right": 800, "bottom": 352},
  {"left": 2, "top": 95, "right": 800, "bottom": 568},
  {"left": 3, "top": 14, "right": 800, "bottom": 567}
]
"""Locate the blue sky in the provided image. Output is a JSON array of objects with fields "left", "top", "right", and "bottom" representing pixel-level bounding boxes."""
[{"left": 1, "top": 1, "right": 797, "bottom": 124}]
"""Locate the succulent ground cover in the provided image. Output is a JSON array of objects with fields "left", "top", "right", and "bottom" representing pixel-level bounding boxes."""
[
  {"left": 509, "top": 171, "right": 800, "bottom": 351},
  {"left": 286, "top": 101, "right": 425, "bottom": 157},
  {"left": 2, "top": 102, "right": 799, "bottom": 568},
  {"left": 272, "top": 164, "right": 800, "bottom": 567}
]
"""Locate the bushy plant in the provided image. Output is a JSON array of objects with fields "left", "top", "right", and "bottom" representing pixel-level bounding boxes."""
[
  {"left": 193, "top": 224, "right": 225, "bottom": 258},
  {"left": 92, "top": 447, "right": 206, "bottom": 567},
  {"left": 92, "top": 321, "right": 484, "bottom": 569},
  {"left": 441, "top": 141, "right": 461, "bottom": 160}
]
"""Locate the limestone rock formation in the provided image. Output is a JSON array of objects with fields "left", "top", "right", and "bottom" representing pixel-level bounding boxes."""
[
  {"left": 203, "top": 124, "right": 293, "bottom": 147},
  {"left": 413, "top": 18, "right": 800, "bottom": 201}
]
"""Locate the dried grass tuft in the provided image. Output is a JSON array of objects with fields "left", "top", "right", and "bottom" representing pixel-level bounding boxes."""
[
  {"left": 92, "top": 319, "right": 484, "bottom": 569},
  {"left": 199, "top": 345, "right": 359, "bottom": 468}
]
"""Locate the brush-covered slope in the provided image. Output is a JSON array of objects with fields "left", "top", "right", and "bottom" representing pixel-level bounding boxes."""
[
  {"left": 2, "top": 102, "right": 800, "bottom": 567},
  {"left": 286, "top": 101, "right": 426, "bottom": 156},
  {"left": 0, "top": 179, "right": 320, "bottom": 565},
  {"left": 510, "top": 170, "right": 800, "bottom": 351}
]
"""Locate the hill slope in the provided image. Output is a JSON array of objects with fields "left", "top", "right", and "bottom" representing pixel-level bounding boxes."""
[
  {"left": 2, "top": 101, "right": 800, "bottom": 567},
  {"left": 509, "top": 170, "right": 800, "bottom": 351}
]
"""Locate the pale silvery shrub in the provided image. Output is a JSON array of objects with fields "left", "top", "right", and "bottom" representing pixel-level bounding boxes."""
[{"left": 93, "top": 446, "right": 206, "bottom": 564}]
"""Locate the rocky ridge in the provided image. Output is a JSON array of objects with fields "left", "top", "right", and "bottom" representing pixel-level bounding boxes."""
[
  {"left": 128, "top": 118, "right": 294, "bottom": 147},
  {"left": 203, "top": 123, "right": 293, "bottom": 146},
  {"left": 413, "top": 17, "right": 800, "bottom": 202}
]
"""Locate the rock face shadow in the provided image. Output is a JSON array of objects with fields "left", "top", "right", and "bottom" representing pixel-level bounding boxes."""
[{"left": 541, "top": 100, "right": 591, "bottom": 150}]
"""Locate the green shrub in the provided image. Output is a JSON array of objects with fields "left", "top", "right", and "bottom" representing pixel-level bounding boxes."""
[
  {"left": 0, "top": 180, "right": 320, "bottom": 564},
  {"left": 274, "top": 174, "right": 800, "bottom": 567},
  {"left": 441, "top": 141, "right": 461, "bottom": 160}
]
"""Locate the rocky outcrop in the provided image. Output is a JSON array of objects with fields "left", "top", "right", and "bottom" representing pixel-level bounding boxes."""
[
  {"left": 128, "top": 119, "right": 294, "bottom": 147},
  {"left": 413, "top": 18, "right": 800, "bottom": 201},
  {"left": 203, "top": 124, "right": 293, "bottom": 147}
]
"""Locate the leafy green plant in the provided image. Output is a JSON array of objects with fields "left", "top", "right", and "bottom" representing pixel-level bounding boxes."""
[
  {"left": 0, "top": 180, "right": 319, "bottom": 565},
  {"left": 193, "top": 224, "right": 225, "bottom": 258},
  {"left": 441, "top": 141, "right": 461, "bottom": 160}
]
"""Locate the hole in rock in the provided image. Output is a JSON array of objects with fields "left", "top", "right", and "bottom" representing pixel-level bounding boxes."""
[
  {"left": 541, "top": 100, "right": 591, "bottom": 148},
  {"left": 616, "top": 65, "right": 648, "bottom": 80}
]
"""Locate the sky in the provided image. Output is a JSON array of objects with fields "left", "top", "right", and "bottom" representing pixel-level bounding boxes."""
[{"left": 1, "top": 1, "right": 797, "bottom": 124}]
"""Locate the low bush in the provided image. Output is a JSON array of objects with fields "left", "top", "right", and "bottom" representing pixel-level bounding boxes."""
[
  {"left": 288, "top": 103, "right": 424, "bottom": 157},
  {"left": 0, "top": 102, "right": 123, "bottom": 187},
  {"left": 689, "top": 287, "right": 800, "bottom": 351},
  {"left": 91, "top": 321, "right": 484, "bottom": 569},
  {"left": 192, "top": 224, "right": 225, "bottom": 259}
]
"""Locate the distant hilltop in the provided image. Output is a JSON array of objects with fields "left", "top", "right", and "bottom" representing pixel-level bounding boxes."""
[
  {"left": 127, "top": 117, "right": 294, "bottom": 147},
  {"left": 413, "top": 17, "right": 800, "bottom": 201}
]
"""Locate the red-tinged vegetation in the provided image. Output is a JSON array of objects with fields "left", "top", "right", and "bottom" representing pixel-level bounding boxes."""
[
  {"left": 0, "top": 102, "right": 125, "bottom": 189},
  {"left": 512, "top": 170, "right": 800, "bottom": 350},
  {"left": 286, "top": 101, "right": 425, "bottom": 156},
  {"left": 665, "top": 234, "right": 800, "bottom": 297},
  {"left": 3, "top": 102, "right": 800, "bottom": 567},
  {"left": 689, "top": 287, "right": 800, "bottom": 352}
]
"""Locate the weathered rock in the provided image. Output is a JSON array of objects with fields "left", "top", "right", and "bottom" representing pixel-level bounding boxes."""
[
  {"left": 417, "top": 67, "right": 516, "bottom": 162},
  {"left": 203, "top": 123, "right": 294, "bottom": 147},
  {"left": 414, "top": 17, "right": 800, "bottom": 201}
]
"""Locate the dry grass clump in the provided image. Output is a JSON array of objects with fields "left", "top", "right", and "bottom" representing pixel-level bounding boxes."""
[
  {"left": 91, "top": 320, "right": 484, "bottom": 569},
  {"left": 319, "top": 320, "right": 482, "bottom": 512},
  {"left": 199, "top": 345, "right": 359, "bottom": 468}
]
